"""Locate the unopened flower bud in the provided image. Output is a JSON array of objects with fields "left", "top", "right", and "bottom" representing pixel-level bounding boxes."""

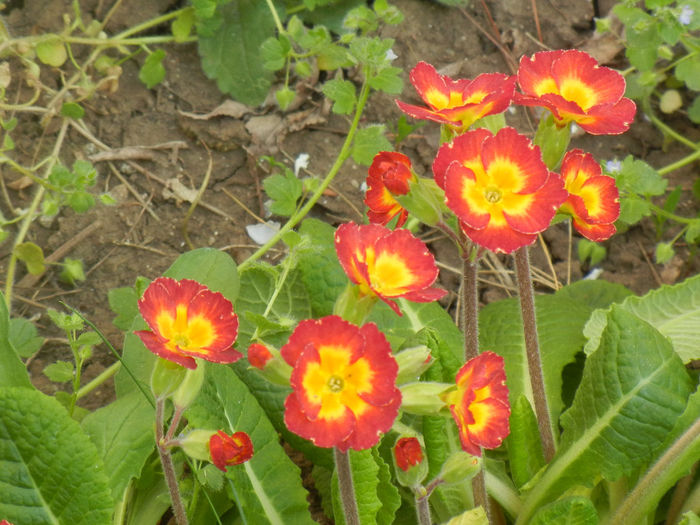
[
  {"left": 209, "top": 430, "right": 254, "bottom": 471},
  {"left": 172, "top": 360, "right": 206, "bottom": 409},
  {"left": 395, "top": 345, "right": 433, "bottom": 385},
  {"left": 248, "top": 343, "right": 273, "bottom": 369},
  {"left": 246, "top": 342, "right": 293, "bottom": 386},
  {"left": 400, "top": 381, "right": 451, "bottom": 416},
  {"left": 395, "top": 177, "right": 444, "bottom": 226},
  {"left": 393, "top": 436, "right": 428, "bottom": 487},
  {"left": 438, "top": 451, "right": 482, "bottom": 485}
]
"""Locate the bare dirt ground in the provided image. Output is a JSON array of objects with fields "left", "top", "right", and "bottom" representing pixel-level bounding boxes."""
[{"left": 2, "top": 0, "right": 699, "bottom": 411}]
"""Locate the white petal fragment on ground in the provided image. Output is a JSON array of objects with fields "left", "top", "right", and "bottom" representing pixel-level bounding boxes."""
[
  {"left": 246, "top": 221, "right": 281, "bottom": 245},
  {"left": 294, "top": 153, "right": 310, "bottom": 176}
]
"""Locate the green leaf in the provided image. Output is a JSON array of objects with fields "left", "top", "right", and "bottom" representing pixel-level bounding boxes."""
[
  {"left": 0, "top": 387, "right": 113, "bottom": 524},
  {"left": 60, "top": 102, "right": 85, "bottom": 119},
  {"left": 139, "top": 49, "right": 166, "bottom": 89},
  {"left": 197, "top": 0, "right": 276, "bottom": 106},
  {"left": 518, "top": 307, "right": 694, "bottom": 522},
  {"left": 655, "top": 241, "right": 674, "bottom": 264},
  {"left": 82, "top": 392, "right": 155, "bottom": 501},
  {"left": 352, "top": 124, "right": 392, "bottom": 166},
  {"left": 263, "top": 171, "right": 303, "bottom": 217},
  {"left": 618, "top": 194, "right": 651, "bottom": 225},
  {"left": 59, "top": 257, "right": 86, "bottom": 286},
  {"left": 680, "top": 512, "right": 700, "bottom": 525},
  {"left": 322, "top": 78, "right": 357, "bottom": 114},
  {"left": 296, "top": 218, "right": 347, "bottom": 317},
  {"left": 43, "top": 361, "right": 74, "bottom": 383},
  {"left": 13, "top": 241, "right": 45, "bottom": 275},
  {"left": 675, "top": 54, "right": 700, "bottom": 91},
  {"left": 172, "top": 7, "right": 195, "bottom": 42},
  {"left": 275, "top": 86, "right": 295, "bottom": 110},
  {"left": 616, "top": 156, "right": 667, "bottom": 197},
  {"left": 186, "top": 365, "right": 315, "bottom": 524},
  {"left": 506, "top": 395, "right": 545, "bottom": 488},
  {"left": 35, "top": 35, "right": 67, "bottom": 67},
  {"left": 108, "top": 285, "right": 140, "bottom": 331},
  {"left": 479, "top": 294, "right": 593, "bottom": 431},
  {"left": 0, "top": 293, "right": 32, "bottom": 388},
  {"left": 689, "top": 95, "right": 700, "bottom": 124},
  {"left": 260, "top": 36, "right": 290, "bottom": 71},
  {"left": 529, "top": 496, "right": 598, "bottom": 525},
  {"left": 368, "top": 66, "right": 403, "bottom": 94},
  {"left": 443, "top": 507, "right": 489, "bottom": 525},
  {"left": 8, "top": 317, "right": 43, "bottom": 358},
  {"left": 553, "top": 279, "right": 633, "bottom": 310},
  {"left": 583, "top": 273, "right": 700, "bottom": 363},
  {"left": 373, "top": 447, "right": 400, "bottom": 525}
]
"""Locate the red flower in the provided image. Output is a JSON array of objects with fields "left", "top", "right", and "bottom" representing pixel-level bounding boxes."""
[
  {"left": 433, "top": 127, "right": 567, "bottom": 253},
  {"left": 209, "top": 430, "right": 254, "bottom": 471},
  {"left": 442, "top": 352, "right": 510, "bottom": 456},
  {"left": 394, "top": 437, "right": 423, "bottom": 471},
  {"left": 1, "top": 521, "right": 15, "bottom": 525},
  {"left": 365, "top": 151, "right": 414, "bottom": 227},
  {"left": 515, "top": 49, "right": 636, "bottom": 135},
  {"left": 558, "top": 149, "right": 620, "bottom": 241},
  {"left": 248, "top": 342, "right": 273, "bottom": 369},
  {"left": 282, "top": 316, "right": 401, "bottom": 452},
  {"left": 335, "top": 222, "right": 446, "bottom": 315},
  {"left": 135, "top": 277, "right": 241, "bottom": 369},
  {"left": 396, "top": 61, "right": 515, "bottom": 133}
]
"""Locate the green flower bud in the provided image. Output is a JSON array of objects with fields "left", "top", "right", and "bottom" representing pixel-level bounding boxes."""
[
  {"left": 400, "top": 381, "right": 451, "bottom": 416},
  {"left": 438, "top": 451, "right": 482, "bottom": 485},
  {"left": 395, "top": 345, "right": 433, "bottom": 385},
  {"left": 172, "top": 360, "right": 207, "bottom": 409},
  {"left": 150, "top": 357, "right": 187, "bottom": 400},
  {"left": 178, "top": 429, "right": 217, "bottom": 462}
]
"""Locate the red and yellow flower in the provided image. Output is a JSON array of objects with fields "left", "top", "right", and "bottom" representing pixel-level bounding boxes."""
[
  {"left": 135, "top": 277, "right": 241, "bottom": 370},
  {"left": 209, "top": 430, "right": 254, "bottom": 471},
  {"left": 394, "top": 437, "right": 424, "bottom": 471},
  {"left": 365, "top": 151, "right": 414, "bottom": 227},
  {"left": 282, "top": 316, "right": 401, "bottom": 452},
  {"left": 442, "top": 352, "right": 510, "bottom": 456},
  {"left": 433, "top": 127, "right": 568, "bottom": 253},
  {"left": 335, "top": 222, "right": 446, "bottom": 315},
  {"left": 515, "top": 49, "right": 636, "bottom": 135},
  {"left": 396, "top": 61, "right": 516, "bottom": 133},
  {"left": 558, "top": 149, "right": 620, "bottom": 241},
  {"left": 247, "top": 342, "right": 273, "bottom": 370}
]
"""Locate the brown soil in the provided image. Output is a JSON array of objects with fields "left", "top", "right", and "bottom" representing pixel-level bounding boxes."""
[{"left": 2, "top": 0, "right": 698, "bottom": 411}]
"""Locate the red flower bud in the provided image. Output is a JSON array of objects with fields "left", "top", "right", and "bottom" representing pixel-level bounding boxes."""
[
  {"left": 209, "top": 430, "right": 254, "bottom": 471},
  {"left": 248, "top": 343, "right": 273, "bottom": 369},
  {"left": 394, "top": 437, "right": 423, "bottom": 471}
]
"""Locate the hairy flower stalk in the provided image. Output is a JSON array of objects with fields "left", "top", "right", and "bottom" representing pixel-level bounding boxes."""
[
  {"left": 156, "top": 397, "right": 189, "bottom": 525},
  {"left": 514, "top": 247, "right": 556, "bottom": 461}
]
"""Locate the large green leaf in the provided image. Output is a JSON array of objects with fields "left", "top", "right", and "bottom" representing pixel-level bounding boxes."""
[
  {"left": 186, "top": 365, "right": 314, "bottom": 524},
  {"left": 584, "top": 273, "right": 700, "bottom": 363},
  {"left": 506, "top": 395, "right": 545, "bottom": 488},
  {"left": 332, "top": 449, "right": 382, "bottom": 525},
  {"left": 0, "top": 292, "right": 32, "bottom": 388},
  {"left": 529, "top": 496, "right": 598, "bottom": 525},
  {"left": 479, "top": 294, "right": 592, "bottom": 432},
  {"left": 196, "top": 0, "right": 276, "bottom": 105},
  {"left": 82, "top": 392, "right": 156, "bottom": 501},
  {"left": 0, "top": 387, "right": 113, "bottom": 524},
  {"left": 553, "top": 279, "right": 633, "bottom": 310},
  {"left": 517, "top": 307, "right": 694, "bottom": 523}
]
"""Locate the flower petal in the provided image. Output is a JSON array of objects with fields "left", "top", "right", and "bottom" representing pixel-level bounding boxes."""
[
  {"left": 284, "top": 392, "right": 355, "bottom": 449},
  {"left": 281, "top": 316, "right": 364, "bottom": 367},
  {"left": 134, "top": 329, "right": 197, "bottom": 369},
  {"left": 433, "top": 127, "right": 491, "bottom": 190}
]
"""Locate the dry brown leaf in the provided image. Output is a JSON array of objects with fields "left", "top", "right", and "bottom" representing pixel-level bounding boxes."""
[
  {"left": 178, "top": 100, "right": 253, "bottom": 121},
  {"left": 7, "top": 176, "right": 33, "bottom": 190}
]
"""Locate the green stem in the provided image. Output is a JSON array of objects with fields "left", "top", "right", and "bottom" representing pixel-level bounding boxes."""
[
  {"left": 76, "top": 360, "right": 121, "bottom": 400},
  {"left": 156, "top": 397, "right": 189, "bottom": 525},
  {"left": 513, "top": 247, "right": 556, "bottom": 462},
  {"left": 4, "top": 119, "right": 68, "bottom": 310},
  {"left": 64, "top": 35, "right": 193, "bottom": 46},
  {"left": 263, "top": 0, "right": 285, "bottom": 35},
  {"left": 112, "top": 7, "right": 190, "bottom": 40},
  {"left": 334, "top": 448, "right": 360, "bottom": 525},
  {"left": 657, "top": 148, "right": 700, "bottom": 176},
  {"left": 415, "top": 491, "right": 432, "bottom": 525},
  {"left": 646, "top": 110, "right": 699, "bottom": 152},
  {"left": 648, "top": 203, "right": 697, "bottom": 225},
  {"left": 238, "top": 79, "right": 371, "bottom": 272}
]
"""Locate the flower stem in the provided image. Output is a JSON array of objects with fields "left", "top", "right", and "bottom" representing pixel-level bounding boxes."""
[
  {"left": 416, "top": 490, "right": 432, "bottom": 525},
  {"left": 462, "top": 254, "right": 479, "bottom": 361},
  {"left": 238, "top": 78, "right": 371, "bottom": 272},
  {"left": 156, "top": 397, "right": 189, "bottom": 525},
  {"left": 472, "top": 466, "right": 491, "bottom": 521},
  {"left": 513, "top": 247, "right": 556, "bottom": 462},
  {"left": 334, "top": 448, "right": 360, "bottom": 525}
]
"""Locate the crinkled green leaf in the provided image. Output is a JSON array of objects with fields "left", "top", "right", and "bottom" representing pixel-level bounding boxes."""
[
  {"left": 373, "top": 447, "right": 400, "bottom": 525},
  {"left": 530, "top": 496, "right": 598, "bottom": 525},
  {"left": 322, "top": 78, "right": 357, "bottom": 114},
  {"left": 518, "top": 307, "right": 694, "bottom": 523},
  {"left": 479, "top": 294, "right": 592, "bottom": 431},
  {"left": 139, "top": 49, "right": 166, "bottom": 89},
  {"left": 0, "top": 292, "right": 31, "bottom": 388},
  {"left": 186, "top": 365, "right": 315, "bottom": 524},
  {"left": 616, "top": 156, "right": 667, "bottom": 197},
  {"left": 583, "top": 273, "right": 700, "bottom": 363},
  {"left": 0, "top": 387, "right": 113, "bottom": 524},
  {"left": 676, "top": 54, "right": 700, "bottom": 91},
  {"left": 13, "top": 241, "right": 45, "bottom": 275},
  {"left": 332, "top": 449, "right": 381, "bottom": 525},
  {"left": 263, "top": 171, "right": 303, "bottom": 217},
  {"left": 506, "top": 395, "right": 545, "bottom": 488},
  {"left": 443, "top": 506, "right": 489, "bottom": 525},
  {"left": 553, "top": 279, "right": 633, "bottom": 310},
  {"left": 197, "top": 0, "right": 276, "bottom": 105},
  {"left": 82, "top": 392, "right": 155, "bottom": 501},
  {"left": 43, "top": 360, "right": 74, "bottom": 383}
]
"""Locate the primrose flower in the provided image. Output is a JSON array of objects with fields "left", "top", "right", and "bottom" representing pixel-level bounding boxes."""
[
  {"left": 209, "top": 430, "right": 254, "bottom": 471},
  {"left": 558, "top": 149, "right": 620, "bottom": 241},
  {"left": 396, "top": 61, "right": 516, "bottom": 133},
  {"left": 135, "top": 277, "right": 241, "bottom": 370},
  {"left": 248, "top": 342, "right": 273, "bottom": 370},
  {"left": 515, "top": 49, "right": 636, "bottom": 135},
  {"left": 433, "top": 127, "right": 568, "bottom": 254},
  {"left": 394, "top": 437, "right": 424, "bottom": 471},
  {"left": 282, "top": 316, "right": 401, "bottom": 452},
  {"left": 365, "top": 151, "right": 414, "bottom": 227},
  {"left": 335, "top": 222, "right": 446, "bottom": 315},
  {"left": 442, "top": 352, "right": 510, "bottom": 456}
]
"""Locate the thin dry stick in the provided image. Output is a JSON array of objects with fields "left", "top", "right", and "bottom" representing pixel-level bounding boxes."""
[
  {"left": 182, "top": 143, "right": 213, "bottom": 250},
  {"left": 459, "top": 6, "right": 518, "bottom": 74},
  {"left": 514, "top": 247, "right": 556, "bottom": 462},
  {"left": 221, "top": 187, "right": 266, "bottom": 224},
  {"left": 537, "top": 234, "right": 560, "bottom": 290},
  {"left": 530, "top": 0, "right": 544, "bottom": 44},
  {"left": 636, "top": 239, "right": 663, "bottom": 287}
]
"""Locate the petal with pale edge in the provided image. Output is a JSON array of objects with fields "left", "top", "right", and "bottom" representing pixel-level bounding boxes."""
[
  {"left": 135, "top": 277, "right": 240, "bottom": 369},
  {"left": 433, "top": 127, "right": 491, "bottom": 190},
  {"left": 446, "top": 352, "right": 510, "bottom": 456}
]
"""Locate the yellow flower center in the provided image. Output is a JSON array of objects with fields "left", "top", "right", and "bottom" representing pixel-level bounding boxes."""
[
  {"left": 156, "top": 304, "right": 216, "bottom": 353},
  {"left": 559, "top": 78, "right": 596, "bottom": 110},
  {"left": 327, "top": 375, "right": 344, "bottom": 392},
  {"left": 484, "top": 187, "right": 502, "bottom": 203}
]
